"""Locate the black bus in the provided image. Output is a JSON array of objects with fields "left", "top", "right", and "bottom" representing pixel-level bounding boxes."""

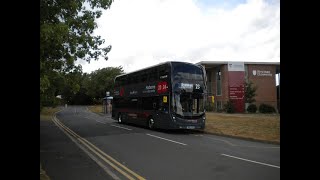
[{"left": 112, "top": 61, "right": 207, "bottom": 130}]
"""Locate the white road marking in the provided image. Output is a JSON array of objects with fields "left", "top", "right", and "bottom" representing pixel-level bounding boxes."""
[
  {"left": 52, "top": 116, "right": 121, "bottom": 180},
  {"left": 52, "top": 115, "right": 145, "bottom": 179},
  {"left": 82, "top": 116, "right": 107, "bottom": 124},
  {"left": 110, "top": 125, "right": 132, "bottom": 131},
  {"left": 196, "top": 135, "right": 280, "bottom": 148},
  {"left": 96, "top": 120, "right": 107, "bottom": 124},
  {"left": 202, "top": 136, "right": 237, "bottom": 146},
  {"left": 221, "top": 154, "right": 280, "bottom": 169},
  {"left": 146, "top": 134, "right": 187, "bottom": 146},
  {"left": 237, "top": 145, "right": 280, "bottom": 149}
]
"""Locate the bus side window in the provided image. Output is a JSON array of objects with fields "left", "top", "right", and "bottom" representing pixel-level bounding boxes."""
[
  {"left": 142, "top": 97, "right": 154, "bottom": 110},
  {"left": 148, "top": 67, "right": 158, "bottom": 82},
  {"left": 141, "top": 72, "right": 147, "bottom": 83},
  {"left": 127, "top": 76, "right": 131, "bottom": 85},
  {"left": 119, "top": 76, "right": 127, "bottom": 86},
  {"left": 114, "top": 78, "right": 118, "bottom": 88},
  {"left": 136, "top": 71, "right": 142, "bottom": 84},
  {"left": 132, "top": 72, "right": 139, "bottom": 84}
]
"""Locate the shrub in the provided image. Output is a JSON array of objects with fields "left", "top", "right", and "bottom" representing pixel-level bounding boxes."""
[
  {"left": 247, "top": 104, "right": 257, "bottom": 113},
  {"left": 205, "top": 103, "right": 214, "bottom": 112},
  {"left": 245, "top": 81, "right": 258, "bottom": 104},
  {"left": 224, "top": 101, "right": 235, "bottom": 113},
  {"left": 217, "top": 108, "right": 224, "bottom": 113},
  {"left": 259, "top": 103, "right": 276, "bottom": 113}
]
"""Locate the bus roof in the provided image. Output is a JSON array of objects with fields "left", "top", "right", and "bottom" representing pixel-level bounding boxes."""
[{"left": 114, "top": 61, "right": 202, "bottom": 80}]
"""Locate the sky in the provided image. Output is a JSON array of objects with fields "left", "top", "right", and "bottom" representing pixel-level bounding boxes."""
[{"left": 76, "top": 0, "right": 280, "bottom": 74}]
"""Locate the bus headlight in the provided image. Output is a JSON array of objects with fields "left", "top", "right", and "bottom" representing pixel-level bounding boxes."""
[{"left": 172, "top": 116, "right": 176, "bottom": 122}]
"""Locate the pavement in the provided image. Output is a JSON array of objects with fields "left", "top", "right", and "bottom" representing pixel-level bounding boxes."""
[{"left": 40, "top": 117, "right": 114, "bottom": 180}]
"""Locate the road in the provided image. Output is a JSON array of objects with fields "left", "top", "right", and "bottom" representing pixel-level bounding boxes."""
[{"left": 40, "top": 105, "right": 280, "bottom": 180}]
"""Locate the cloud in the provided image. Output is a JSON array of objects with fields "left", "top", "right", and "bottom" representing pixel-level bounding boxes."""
[{"left": 76, "top": 0, "right": 280, "bottom": 73}]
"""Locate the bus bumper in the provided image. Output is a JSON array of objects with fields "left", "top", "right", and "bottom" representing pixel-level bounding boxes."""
[{"left": 169, "top": 116, "right": 205, "bottom": 130}]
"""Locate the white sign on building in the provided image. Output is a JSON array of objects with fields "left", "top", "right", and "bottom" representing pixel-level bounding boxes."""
[
  {"left": 228, "top": 62, "right": 244, "bottom": 71},
  {"left": 252, "top": 70, "right": 272, "bottom": 77}
]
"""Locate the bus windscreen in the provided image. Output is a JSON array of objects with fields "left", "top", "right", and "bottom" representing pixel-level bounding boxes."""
[{"left": 172, "top": 63, "right": 206, "bottom": 117}]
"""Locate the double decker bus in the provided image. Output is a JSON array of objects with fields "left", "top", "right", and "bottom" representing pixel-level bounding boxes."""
[{"left": 112, "top": 61, "right": 207, "bottom": 130}]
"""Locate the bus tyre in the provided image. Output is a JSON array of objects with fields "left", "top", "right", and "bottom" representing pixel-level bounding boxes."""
[
  {"left": 148, "top": 118, "right": 154, "bottom": 129},
  {"left": 118, "top": 113, "right": 122, "bottom": 123}
]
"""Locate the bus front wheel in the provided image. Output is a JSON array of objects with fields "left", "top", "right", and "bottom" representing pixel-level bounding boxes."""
[{"left": 148, "top": 118, "right": 154, "bottom": 129}]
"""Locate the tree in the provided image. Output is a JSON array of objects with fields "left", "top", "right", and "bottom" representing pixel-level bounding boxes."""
[
  {"left": 245, "top": 81, "right": 257, "bottom": 104},
  {"left": 40, "top": 0, "right": 114, "bottom": 108},
  {"left": 83, "top": 66, "right": 124, "bottom": 103},
  {"left": 61, "top": 65, "right": 84, "bottom": 104}
]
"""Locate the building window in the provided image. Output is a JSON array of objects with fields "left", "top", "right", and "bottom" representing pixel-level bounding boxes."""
[
  {"left": 206, "top": 70, "right": 213, "bottom": 95},
  {"left": 216, "top": 68, "right": 222, "bottom": 96},
  {"left": 245, "top": 64, "right": 248, "bottom": 82},
  {"left": 216, "top": 101, "right": 222, "bottom": 111}
]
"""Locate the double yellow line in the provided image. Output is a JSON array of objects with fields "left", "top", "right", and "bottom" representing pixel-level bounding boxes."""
[{"left": 52, "top": 114, "right": 145, "bottom": 180}]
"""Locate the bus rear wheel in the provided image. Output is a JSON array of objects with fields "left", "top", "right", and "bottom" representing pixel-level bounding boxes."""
[
  {"left": 148, "top": 118, "right": 154, "bottom": 129},
  {"left": 118, "top": 113, "right": 122, "bottom": 123}
]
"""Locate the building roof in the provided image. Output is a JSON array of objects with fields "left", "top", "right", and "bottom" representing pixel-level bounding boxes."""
[{"left": 196, "top": 61, "right": 280, "bottom": 65}]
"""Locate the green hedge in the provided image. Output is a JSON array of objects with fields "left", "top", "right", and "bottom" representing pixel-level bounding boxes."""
[
  {"left": 247, "top": 104, "right": 257, "bottom": 113},
  {"left": 224, "top": 101, "right": 235, "bottom": 113},
  {"left": 259, "top": 103, "right": 276, "bottom": 113}
]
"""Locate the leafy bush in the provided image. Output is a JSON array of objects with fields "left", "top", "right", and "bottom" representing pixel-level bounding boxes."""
[
  {"left": 245, "top": 81, "right": 258, "bottom": 103},
  {"left": 259, "top": 103, "right": 276, "bottom": 113},
  {"left": 205, "top": 102, "right": 214, "bottom": 112},
  {"left": 247, "top": 104, "right": 257, "bottom": 113},
  {"left": 217, "top": 108, "right": 224, "bottom": 113},
  {"left": 224, "top": 101, "right": 235, "bottom": 113}
]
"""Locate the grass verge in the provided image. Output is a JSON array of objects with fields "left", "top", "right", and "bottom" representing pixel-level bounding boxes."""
[
  {"left": 40, "top": 163, "right": 50, "bottom": 180},
  {"left": 205, "top": 112, "right": 280, "bottom": 144},
  {"left": 40, "top": 106, "right": 62, "bottom": 121},
  {"left": 87, "top": 105, "right": 103, "bottom": 114}
]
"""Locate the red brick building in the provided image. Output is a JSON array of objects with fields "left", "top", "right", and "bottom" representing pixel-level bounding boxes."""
[{"left": 196, "top": 61, "right": 280, "bottom": 113}]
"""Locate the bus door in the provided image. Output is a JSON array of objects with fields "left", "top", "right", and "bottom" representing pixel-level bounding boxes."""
[{"left": 154, "top": 95, "right": 169, "bottom": 127}]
